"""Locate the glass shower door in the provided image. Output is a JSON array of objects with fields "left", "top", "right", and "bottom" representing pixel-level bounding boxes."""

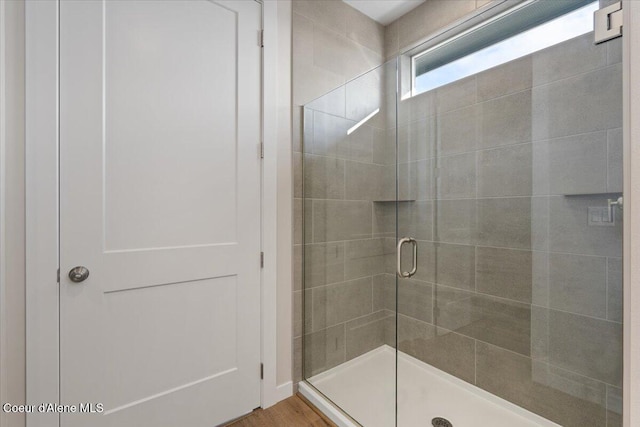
[
  {"left": 395, "top": 2, "right": 623, "bottom": 427},
  {"left": 301, "top": 59, "right": 399, "bottom": 427}
]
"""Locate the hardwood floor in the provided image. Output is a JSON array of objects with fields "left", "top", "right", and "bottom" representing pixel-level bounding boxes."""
[{"left": 225, "top": 394, "right": 337, "bottom": 427}]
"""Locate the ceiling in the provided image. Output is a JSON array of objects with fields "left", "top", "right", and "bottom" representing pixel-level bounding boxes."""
[{"left": 342, "top": 0, "right": 426, "bottom": 25}]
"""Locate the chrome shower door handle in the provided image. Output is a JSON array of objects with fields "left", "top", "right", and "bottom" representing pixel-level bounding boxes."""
[{"left": 396, "top": 237, "right": 418, "bottom": 278}]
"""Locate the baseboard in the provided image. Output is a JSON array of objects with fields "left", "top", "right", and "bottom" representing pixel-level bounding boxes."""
[{"left": 263, "top": 381, "right": 293, "bottom": 409}]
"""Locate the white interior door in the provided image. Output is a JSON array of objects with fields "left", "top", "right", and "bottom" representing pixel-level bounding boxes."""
[{"left": 59, "top": 1, "right": 262, "bottom": 426}]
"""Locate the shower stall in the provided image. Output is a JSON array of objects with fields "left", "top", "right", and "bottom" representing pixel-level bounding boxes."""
[{"left": 298, "top": 1, "right": 624, "bottom": 426}]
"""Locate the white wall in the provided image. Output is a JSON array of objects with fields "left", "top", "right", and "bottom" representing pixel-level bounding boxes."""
[
  {"left": 624, "top": 3, "right": 640, "bottom": 426},
  {"left": 262, "top": 0, "right": 294, "bottom": 404},
  {"left": 273, "top": 0, "right": 293, "bottom": 388},
  {"left": 0, "top": 1, "right": 26, "bottom": 427}
]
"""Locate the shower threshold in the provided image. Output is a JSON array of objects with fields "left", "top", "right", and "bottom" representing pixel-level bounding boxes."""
[{"left": 299, "top": 345, "right": 560, "bottom": 427}]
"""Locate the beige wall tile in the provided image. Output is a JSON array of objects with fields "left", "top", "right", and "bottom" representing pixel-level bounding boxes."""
[
  {"left": 607, "top": 128, "right": 623, "bottom": 193},
  {"left": 344, "top": 5, "right": 385, "bottom": 55},
  {"left": 478, "top": 143, "right": 532, "bottom": 197},
  {"left": 304, "top": 154, "right": 346, "bottom": 199},
  {"left": 549, "top": 253, "right": 607, "bottom": 318},
  {"left": 532, "top": 32, "right": 607, "bottom": 87},
  {"left": 476, "top": 247, "right": 532, "bottom": 303},
  {"left": 533, "top": 132, "right": 608, "bottom": 195},
  {"left": 293, "top": 337, "right": 303, "bottom": 382},
  {"left": 293, "top": 62, "right": 345, "bottom": 106},
  {"left": 607, "top": 257, "right": 623, "bottom": 323},
  {"left": 477, "top": 197, "right": 531, "bottom": 249},
  {"left": 478, "top": 90, "right": 532, "bottom": 148},
  {"left": 398, "top": 117, "right": 432, "bottom": 163},
  {"left": 397, "top": 278, "right": 433, "bottom": 322},
  {"left": 435, "top": 75, "right": 477, "bottom": 113},
  {"left": 313, "top": 24, "right": 354, "bottom": 76},
  {"left": 345, "top": 311, "right": 390, "bottom": 360},
  {"left": 293, "top": 152, "right": 303, "bottom": 198},
  {"left": 531, "top": 360, "right": 606, "bottom": 408},
  {"left": 373, "top": 273, "right": 395, "bottom": 312},
  {"left": 607, "top": 385, "right": 623, "bottom": 426},
  {"left": 400, "top": 324, "right": 477, "bottom": 384},
  {"left": 477, "top": 56, "right": 532, "bottom": 102},
  {"left": 548, "top": 196, "right": 622, "bottom": 257},
  {"left": 293, "top": 12, "right": 314, "bottom": 68},
  {"left": 345, "top": 68, "right": 383, "bottom": 123},
  {"left": 607, "top": 37, "right": 622, "bottom": 65},
  {"left": 307, "top": 85, "right": 346, "bottom": 117},
  {"left": 294, "top": 244, "right": 302, "bottom": 291},
  {"left": 397, "top": 201, "right": 433, "bottom": 241},
  {"left": 436, "top": 243, "right": 475, "bottom": 291},
  {"left": 312, "top": 277, "right": 373, "bottom": 330},
  {"left": 532, "top": 250, "right": 549, "bottom": 306},
  {"left": 437, "top": 105, "right": 478, "bottom": 156},
  {"left": 312, "top": 200, "right": 372, "bottom": 242},
  {"left": 476, "top": 341, "right": 607, "bottom": 426},
  {"left": 345, "top": 238, "right": 386, "bottom": 280},
  {"left": 304, "top": 242, "right": 345, "bottom": 288},
  {"left": 435, "top": 286, "right": 531, "bottom": 355},
  {"left": 398, "top": 91, "right": 435, "bottom": 125},
  {"left": 532, "top": 64, "right": 622, "bottom": 141},
  {"left": 384, "top": 20, "right": 399, "bottom": 60},
  {"left": 411, "top": 240, "right": 436, "bottom": 284},
  {"left": 304, "top": 324, "right": 346, "bottom": 377},
  {"left": 397, "top": 159, "right": 432, "bottom": 201},
  {"left": 548, "top": 309, "right": 622, "bottom": 386},
  {"left": 436, "top": 152, "right": 476, "bottom": 199},
  {"left": 293, "top": 0, "right": 347, "bottom": 36},
  {"left": 435, "top": 199, "right": 477, "bottom": 245},
  {"left": 294, "top": 198, "right": 303, "bottom": 245},
  {"left": 294, "top": 291, "right": 303, "bottom": 338},
  {"left": 397, "top": 0, "right": 476, "bottom": 52},
  {"left": 345, "top": 160, "right": 385, "bottom": 201}
]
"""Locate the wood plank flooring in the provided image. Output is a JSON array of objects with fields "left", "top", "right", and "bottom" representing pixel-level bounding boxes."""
[{"left": 225, "top": 394, "right": 337, "bottom": 427}]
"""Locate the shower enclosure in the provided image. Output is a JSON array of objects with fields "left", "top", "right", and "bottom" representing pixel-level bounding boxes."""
[{"left": 299, "top": 1, "right": 623, "bottom": 426}]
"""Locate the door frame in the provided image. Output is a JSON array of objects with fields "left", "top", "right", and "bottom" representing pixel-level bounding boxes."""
[
  {"left": 623, "top": 2, "right": 640, "bottom": 425},
  {"left": 24, "top": 1, "right": 293, "bottom": 426}
]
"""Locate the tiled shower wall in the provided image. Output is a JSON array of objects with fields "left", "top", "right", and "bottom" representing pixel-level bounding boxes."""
[
  {"left": 292, "top": 0, "right": 490, "bottom": 390},
  {"left": 376, "top": 32, "right": 623, "bottom": 427},
  {"left": 291, "top": 0, "right": 385, "bottom": 384},
  {"left": 301, "top": 62, "right": 397, "bottom": 379},
  {"left": 384, "top": 0, "right": 492, "bottom": 60},
  {"left": 294, "top": 3, "right": 624, "bottom": 427}
]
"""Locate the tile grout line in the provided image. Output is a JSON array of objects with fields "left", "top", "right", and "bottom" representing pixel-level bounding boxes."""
[
  {"left": 378, "top": 269, "right": 623, "bottom": 324},
  {"left": 474, "top": 339, "right": 478, "bottom": 385},
  {"left": 605, "top": 386, "right": 609, "bottom": 427},
  {"left": 304, "top": 233, "right": 621, "bottom": 260},
  {"left": 606, "top": 128, "right": 611, "bottom": 191},
  {"left": 605, "top": 257, "right": 609, "bottom": 320}
]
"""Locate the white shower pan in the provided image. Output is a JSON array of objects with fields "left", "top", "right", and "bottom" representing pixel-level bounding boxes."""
[{"left": 299, "top": 345, "right": 560, "bottom": 427}]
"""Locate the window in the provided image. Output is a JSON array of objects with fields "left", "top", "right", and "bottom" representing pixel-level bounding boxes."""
[{"left": 412, "top": 0, "right": 599, "bottom": 95}]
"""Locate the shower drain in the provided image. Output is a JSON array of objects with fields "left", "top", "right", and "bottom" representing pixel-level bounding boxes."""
[{"left": 431, "top": 417, "right": 453, "bottom": 427}]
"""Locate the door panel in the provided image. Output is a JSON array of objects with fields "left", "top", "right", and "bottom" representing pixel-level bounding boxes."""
[
  {"left": 59, "top": 1, "right": 262, "bottom": 426},
  {"left": 103, "top": 0, "right": 238, "bottom": 251},
  {"left": 102, "top": 277, "right": 238, "bottom": 411}
]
